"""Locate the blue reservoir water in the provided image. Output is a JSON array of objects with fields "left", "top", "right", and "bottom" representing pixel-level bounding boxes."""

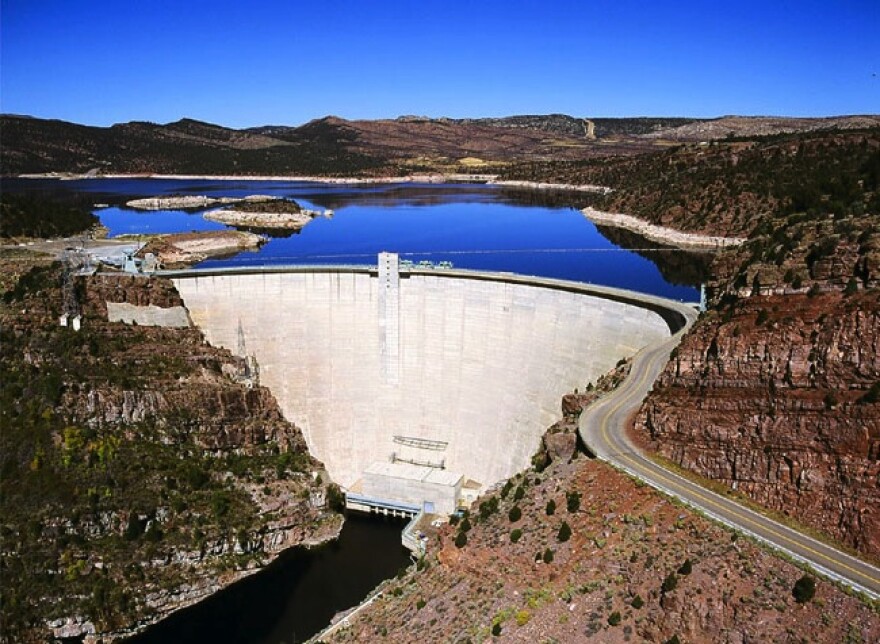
[{"left": 9, "top": 178, "right": 703, "bottom": 301}]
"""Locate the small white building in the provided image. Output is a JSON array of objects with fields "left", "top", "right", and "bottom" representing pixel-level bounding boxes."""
[{"left": 359, "top": 461, "right": 463, "bottom": 515}]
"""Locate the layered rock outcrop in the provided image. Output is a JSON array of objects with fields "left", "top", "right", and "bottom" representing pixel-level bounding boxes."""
[
  {"left": 636, "top": 291, "right": 880, "bottom": 558},
  {"left": 1, "top": 263, "right": 341, "bottom": 642}
]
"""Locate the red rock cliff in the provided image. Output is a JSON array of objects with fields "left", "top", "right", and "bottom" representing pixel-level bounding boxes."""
[{"left": 637, "top": 291, "right": 880, "bottom": 558}]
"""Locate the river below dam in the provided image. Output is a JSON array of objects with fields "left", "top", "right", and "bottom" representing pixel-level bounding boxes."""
[
  {"left": 128, "top": 513, "right": 410, "bottom": 644},
  {"left": 7, "top": 178, "right": 705, "bottom": 641}
]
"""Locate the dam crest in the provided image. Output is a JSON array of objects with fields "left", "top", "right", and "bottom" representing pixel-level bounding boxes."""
[{"left": 169, "top": 255, "right": 687, "bottom": 515}]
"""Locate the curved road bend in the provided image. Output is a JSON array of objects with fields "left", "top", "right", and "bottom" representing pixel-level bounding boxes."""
[{"left": 578, "top": 307, "right": 880, "bottom": 600}]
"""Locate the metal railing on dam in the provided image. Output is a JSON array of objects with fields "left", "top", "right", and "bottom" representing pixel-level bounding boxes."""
[{"left": 167, "top": 259, "right": 697, "bottom": 497}]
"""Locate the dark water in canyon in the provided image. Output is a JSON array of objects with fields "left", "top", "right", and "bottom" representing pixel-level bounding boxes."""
[{"left": 127, "top": 513, "right": 409, "bottom": 644}]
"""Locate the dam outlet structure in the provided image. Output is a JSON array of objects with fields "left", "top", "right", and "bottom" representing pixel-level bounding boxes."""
[{"left": 170, "top": 254, "right": 679, "bottom": 515}]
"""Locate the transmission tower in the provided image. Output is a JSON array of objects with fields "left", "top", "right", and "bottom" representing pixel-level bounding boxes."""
[
  {"left": 235, "top": 319, "right": 260, "bottom": 387},
  {"left": 59, "top": 249, "right": 88, "bottom": 330}
]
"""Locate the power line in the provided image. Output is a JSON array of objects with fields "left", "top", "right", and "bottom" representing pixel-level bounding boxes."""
[{"left": 194, "top": 246, "right": 711, "bottom": 264}]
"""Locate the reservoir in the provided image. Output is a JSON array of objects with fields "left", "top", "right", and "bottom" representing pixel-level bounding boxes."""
[
  {"left": 6, "top": 178, "right": 705, "bottom": 300},
  {"left": 7, "top": 178, "right": 706, "bottom": 642}
]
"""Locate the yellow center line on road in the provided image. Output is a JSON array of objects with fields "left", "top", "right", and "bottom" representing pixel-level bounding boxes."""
[{"left": 595, "top": 347, "right": 880, "bottom": 590}]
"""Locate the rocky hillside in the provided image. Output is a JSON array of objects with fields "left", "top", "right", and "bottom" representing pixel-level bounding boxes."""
[
  {"left": 637, "top": 290, "right": 880, "bottom": 558},
  {"left": 1, "top": 114, "right": 610, "bottom": 176},
  {"left": 325, "top": 415, "right": 879, "bottom": 642},
  {"left": 0, "top": 254, "right": 342, "bottom": 642},
  {"left": 1, "top": 192, "right": 100, "bottom": 239},
  {"left": 0, "top": 115, "right": 383, "bottom": 176},
  {"left": 242, "top": 115, "right": 628, "bottom": 171},
  {"left": 707, "top": 208, "right": 880, "bottom": 301},
  {"left": 628, "top": 140, "right": 880, "bottom": 559},
  {"left": 6, "top": 113, "right": 875, "bottom": 178},
  {"left": 643, "top": 115, "right": 880, "bottom": 142},
  {"left": 503, "top": 128, "right": 880, "bottom": 238}
]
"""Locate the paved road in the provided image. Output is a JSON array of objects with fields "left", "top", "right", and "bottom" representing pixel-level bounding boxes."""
[{"left": 578, "top": 308, "right": 880, "bottom": 600}]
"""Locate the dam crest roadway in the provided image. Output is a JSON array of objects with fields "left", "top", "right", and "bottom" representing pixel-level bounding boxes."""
[{"left": 157, "top": 256, "right": 879, "bottom": 599}]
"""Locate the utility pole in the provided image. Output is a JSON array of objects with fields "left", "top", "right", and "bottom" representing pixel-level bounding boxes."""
[{"left": 60, "top": 248, "right": 87, "bottom": 330}]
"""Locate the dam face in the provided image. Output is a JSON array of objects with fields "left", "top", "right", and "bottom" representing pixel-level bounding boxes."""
[{"left": 173, "top": 265, "right": 670, "bottom": 495}]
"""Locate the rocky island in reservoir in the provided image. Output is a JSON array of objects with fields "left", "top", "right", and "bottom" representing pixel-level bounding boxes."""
[
  {"left": 203, "top": 197, "right": 323, "bottom": 232},
  {"left": 125, "top": 195, "right": 248, "bottom": 210},
  {"left": 125, "top": 194, "right": 323, "bottom": 233}
]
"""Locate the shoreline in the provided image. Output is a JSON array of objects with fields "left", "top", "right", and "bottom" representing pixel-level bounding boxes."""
[
  {"left": 487, "top": 179, "right": 612, "bottom": 194},
  {"left": 12, "top": 171, "right": 746, "bottom": 250},
  {"left": 581, "top": 206, "right": 747, "bottom": 250},
  {"left": 100, "top": 515, "right": 345, "bottom": 643},
  {"left": 16, "top": 171, "right": 498, "bottom": 184},
  {"left": 18, "top": 172, "right": 611, "bottom": 194}
]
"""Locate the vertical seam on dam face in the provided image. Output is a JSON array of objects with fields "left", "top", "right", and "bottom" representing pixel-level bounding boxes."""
[{"left": 172, "top": 267, "right": 678, "bottom": 498}]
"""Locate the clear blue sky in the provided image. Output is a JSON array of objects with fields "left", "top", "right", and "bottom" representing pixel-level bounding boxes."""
[{"left": 1, "top": 0, "right": 877, "bottom": 128}]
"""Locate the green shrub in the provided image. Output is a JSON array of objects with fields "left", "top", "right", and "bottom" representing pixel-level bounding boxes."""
[
  {"left": 416, "top": 598, "right": 426, "bottom": 610},
  {"left": 546, "top": 499, "right": 556, "bottom": 515},
  {"left": 631, "top": 594, "right": 644, "bottom": 609},
  {"left": 678, "top": 559, "right": 692, "bottom": 575},
  {"left": 326, "top": 483, "right": 345, "bottom": 512},
  {"left": 460, "top": 516, "right": 472, "bottom": 532},
  {"left": 662, "top": 572, "right": 678, "bottom": 593},
  {"left": 531, "top": 450, "right": 549, "bottom": 472},
  {"left": 508, "top": 506, "right": 522, "bottom": 522},
  {"left": 513, "top": 486, "right": 525, "bottom": 501},
  {"left": 454, "top": 531, "right": 468, "bottom": 548},
  {"left": 491, "top": 622, "right": 502, "bottom": 636},
  {"left": 144, "top": 522, "right": 163, "bottom": 543},
  {"left": 823, "top": 392, "right": 838, "bottom": 410},
  {"left": 124, "top": 514, "right": 144, "bottom": 541},
  {"left": 510, "top": 528, "right": 523, "bottom": 543},
  {"left": 566, "top": 491, "right": 581, "bottom": 513},
  {"left": 500, "top": 480, "right": 513, "bottom": 499},
  {"left": 792, "top": 575, "right": 816, "bottom": 603},
  {"left": 542, "top": 548, "right": 554, "bottom": 563},
  {"left": 607, "top": 611, "right": 621, "bottom": 626},
  {"left": 479, "top": 497, "right": 499, "bottom": 520},
  {"left": 859, "top": 381, "right": 880, "bottom": 404},
  {"left": 557, "top": 521, "right": 572, "bottom": 542}
]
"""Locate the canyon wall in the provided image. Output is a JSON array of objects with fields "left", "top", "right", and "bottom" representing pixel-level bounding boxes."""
[{"left": 637, "top": 291, "right": 880, "bottom": 557}]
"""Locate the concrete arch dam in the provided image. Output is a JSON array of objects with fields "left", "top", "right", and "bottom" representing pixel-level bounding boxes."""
[{"left": 172, "top": 261, "right": 680, "bottom": 506}]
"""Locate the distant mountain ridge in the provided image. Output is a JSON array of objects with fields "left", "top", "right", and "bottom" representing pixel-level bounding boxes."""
[{"left": 2, "top": 113, "right": 877, "bottom": 176}]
